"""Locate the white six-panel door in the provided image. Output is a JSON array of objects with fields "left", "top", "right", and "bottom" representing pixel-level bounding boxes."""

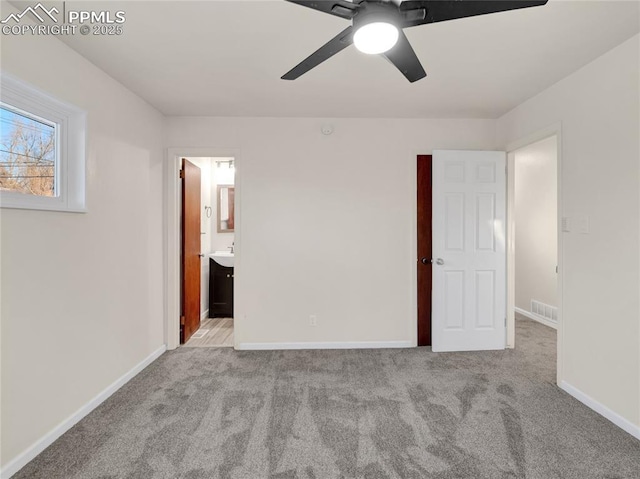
[{"left": 432, "top": 150, "right": 506, "bottom": 352}]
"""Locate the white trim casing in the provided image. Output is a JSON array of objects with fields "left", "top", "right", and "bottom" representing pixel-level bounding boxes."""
[
  {"left": 515, "top": 307, "right": 558, "bottom": 330},
  {"left": 506, "top": 151, "right": 516, "bottom": 348},
  {"left": 409, "top": 150, "right": 420, "bottom": 348},
  {"left": 237, "top": 341, "right": 413, "bottom": 351},
  {"left": 560, "top": 381, "right": 640, "bottom": 441},
  {"left": 0, "top": 346, "right": 166, "bottom": 479},
  {"left": 0, "top": 73, "right": 87, "bottom": 213}
]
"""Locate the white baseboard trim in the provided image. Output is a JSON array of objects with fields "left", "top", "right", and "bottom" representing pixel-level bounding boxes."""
[
  {"left": 515, "top": 307, "right": 557, "bottom": 330},
  {"left": 0, "top": 345, "right": 167, "bottom": 479},
  {"left": 201, "top": 309, "right": 209, "bottom": 321},
  {"left": 237, "top": 340, "right": 413, "bottom": 351},
  {"left": 560, "top": 380, "right": 640, "bottom": 441}
]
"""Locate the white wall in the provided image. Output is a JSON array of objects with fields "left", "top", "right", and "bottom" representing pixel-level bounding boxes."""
[
  {"left": 497, "top": 35, "right": 640, "bottom": 430},
  {"left": 0, "top": 10, "right": 165, "bottom": 472},
  {"left": 166, "top": 117, "right": 497, "bottom": 348},
  {"left": 515, "top": 136, "right": 557, "bottom": 312}
]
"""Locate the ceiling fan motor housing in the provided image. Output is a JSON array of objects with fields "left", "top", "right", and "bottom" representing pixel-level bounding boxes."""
[{"left": 352, "top": 2, "right": 402, "bottom": 30}]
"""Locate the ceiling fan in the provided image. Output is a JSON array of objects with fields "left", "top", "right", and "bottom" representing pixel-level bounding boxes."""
[{"left": 282, "top": 0, "right": 548, "bottom": 83}]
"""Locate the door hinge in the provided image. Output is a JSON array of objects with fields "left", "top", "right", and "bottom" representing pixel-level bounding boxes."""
[
  {"left": 180, "top": 316, "right": 185, "bottom": 326},
  {"left": 179, "top": 169, "right": 185, "bottom": 179},
  {"left": 505, "top": 317, "right": 507, "bottom": 326}
]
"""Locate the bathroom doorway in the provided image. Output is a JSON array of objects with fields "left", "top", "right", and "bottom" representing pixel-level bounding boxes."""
[
  {"left": 167, "top": 152, "right": 238, "bottom": 349},
  {"left": 183, "top": 156, "right": 235, "bottom": 348}
]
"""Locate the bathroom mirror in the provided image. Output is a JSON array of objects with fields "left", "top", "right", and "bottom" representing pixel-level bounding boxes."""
[{"left": 217, "top": 185, "right": 235, "bottom": 233}]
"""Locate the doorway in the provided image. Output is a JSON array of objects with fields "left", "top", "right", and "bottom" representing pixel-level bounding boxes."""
[
  {"left": 181, "top": 156, "right": 236, "bottom": 347},
  {"left": 428, "top": 150, "right": 507, "bottom": 352},
  {"left": 508, "top": 136, "right": 559, "bottom": 342},
  {"left": 505, "top": 125, "right": 563, "bottom": 387},
  {"left": 165, "top": 149, "right": 240, "bottom": 351},
  {"left": 418, "top": 141, "right": 560, "bottom": 358},
  {"left": 417, "top": 152, "right": 508, "bottom": 351}
]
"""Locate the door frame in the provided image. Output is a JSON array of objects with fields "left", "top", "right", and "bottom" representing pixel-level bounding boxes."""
[
  {"left": 165, "top": 147, "right": 242, "bottom": 350},
  {"left": 505, "top": 123, "right": 563, "bottom": 384}
]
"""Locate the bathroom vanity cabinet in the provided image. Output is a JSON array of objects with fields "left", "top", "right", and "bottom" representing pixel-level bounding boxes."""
[{"left": 209, "top": 259, "right": 234, "bottom": 318}]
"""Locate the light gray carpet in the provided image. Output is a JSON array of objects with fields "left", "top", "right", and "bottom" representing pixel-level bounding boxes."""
[{"left": 15, "top": 319, "right": 640, "bottom": 478}]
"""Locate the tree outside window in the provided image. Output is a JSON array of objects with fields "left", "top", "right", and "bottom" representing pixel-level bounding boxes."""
[{"left": 0, "top": 105, "right": 56, "bottom": 197}]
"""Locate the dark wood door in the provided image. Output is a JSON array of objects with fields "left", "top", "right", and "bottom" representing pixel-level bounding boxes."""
[
  {"left": 181, "top": 158, "right": 201, "bottom": 344},
  {"left": 417, "top": 155, "right": 433, "bottom": 346}
]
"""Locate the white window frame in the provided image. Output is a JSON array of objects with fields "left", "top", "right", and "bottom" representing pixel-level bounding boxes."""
[{"left": 0, "top": 73, "right": 86, "bottom": 212}]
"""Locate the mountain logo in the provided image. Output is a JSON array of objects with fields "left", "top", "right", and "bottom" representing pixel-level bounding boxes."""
[{"left": 1, "top": 3, "right": 59, "bottom": 24}]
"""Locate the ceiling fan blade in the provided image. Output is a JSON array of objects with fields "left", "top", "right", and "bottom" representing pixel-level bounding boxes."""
[
  {"left": 282, "top": 26, "right": 354, "bottom": 80},
  {"left": 402, "top": 0, "right": 548, "bottom": 28},
  {"left": 284, "top": 0, "right": 361, "bottom": 20},
  {"left": 382, "top": 29, "right": 426, "bottom": 83}
]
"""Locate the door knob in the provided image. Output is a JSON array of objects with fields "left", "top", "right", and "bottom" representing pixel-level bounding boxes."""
[
  {"left": 436, "top": 258, "right": 444, "bottom": 266},
  {"left": 198, "top": 254, "right": 205, "bottom": 258},
  {"left": 421, "top": 258, "right": 432, "bottom": 265}
]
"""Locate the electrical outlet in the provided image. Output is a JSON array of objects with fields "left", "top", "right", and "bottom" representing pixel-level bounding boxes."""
[
  {"left": 310, "top": 315, "right": 317, "bottom": 327},
  {"left": 561, "top": 217, "right": 571, "bottom": 233}
]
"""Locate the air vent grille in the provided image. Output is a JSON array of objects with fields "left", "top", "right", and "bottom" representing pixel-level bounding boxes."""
[{"left": 531, "top": 300, "right": 558, "bottom": 323}]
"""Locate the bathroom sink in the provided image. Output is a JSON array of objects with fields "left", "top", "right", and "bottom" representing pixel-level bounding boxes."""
[{"left": 209, "top": 251, "right": 234, "bottom": 268}]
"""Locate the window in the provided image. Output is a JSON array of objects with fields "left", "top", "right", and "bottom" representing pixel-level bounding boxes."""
[
  {"left": 1, "top": 105, "right": 57, "bottom": 197},
  {"left": 0, "top": 74, "right": 86, "bottom": 212}
]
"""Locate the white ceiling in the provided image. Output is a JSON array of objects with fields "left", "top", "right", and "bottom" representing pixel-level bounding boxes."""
[{"left": 54, "top": 0, "right": 639, "bottom": 118}]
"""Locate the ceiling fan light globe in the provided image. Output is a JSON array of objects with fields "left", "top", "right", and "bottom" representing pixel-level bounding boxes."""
[{"left": 353, "top": 22, "right": 399, "bottom": 55}]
